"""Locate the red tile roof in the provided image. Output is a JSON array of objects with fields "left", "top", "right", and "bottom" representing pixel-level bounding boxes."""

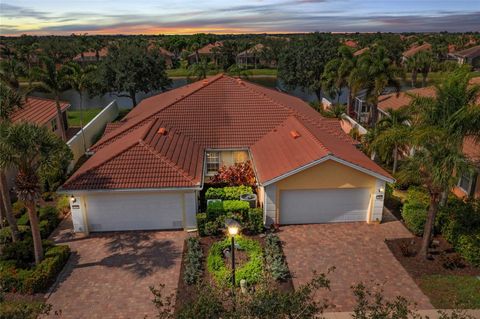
[
  {"left": 188, "top": 42, "right": 223, "bottom": 57},
  {"left": 353, "top": 47, "right": 369, "bottom": 56},
  {"left": 403, "top": 43, "right": 431, "bottom": 58},
  {"left": 73, "top": 47, "right": 109, "bottom": 61},
  {"left": 344, "top": 40, "right": 358, "bottom": 48},
  {"left": 62, "top": 75, "right": 392, "bottom": 191},
  {"left": 10, "top": 97, "right": 69, "bottom": 126},
  {"left": 452, "top": 45, "right": 480, "bottom": 58},
  {"left": 378, "top": 87, "right": 436, "bottom": 112}
]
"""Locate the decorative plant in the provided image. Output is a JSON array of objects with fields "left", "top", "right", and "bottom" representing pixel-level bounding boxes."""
[{"left": 210, "top": 161, "right": 256, "bottom": 187}]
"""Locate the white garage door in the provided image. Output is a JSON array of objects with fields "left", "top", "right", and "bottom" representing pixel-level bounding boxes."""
[
  {"left": 280, "top": 188, "right": 371, "bottom": 224},
  {"left": 86, "top": 192, "right": 184, "bottom": 231}
]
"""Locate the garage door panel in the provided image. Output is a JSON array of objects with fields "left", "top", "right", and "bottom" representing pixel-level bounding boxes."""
[
  {"left": 280, "top": 188, "right": 370, "bottom": 224},
  {"left": 86, "top": 192, "right": 184, "bottom": 231}
]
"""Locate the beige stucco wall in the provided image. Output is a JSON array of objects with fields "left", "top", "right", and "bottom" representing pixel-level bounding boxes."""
[{"left": 267, "top": 159, "right": 384, "bottom": 224}]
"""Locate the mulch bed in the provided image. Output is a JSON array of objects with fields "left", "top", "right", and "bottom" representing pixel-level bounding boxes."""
[
  {"left": 386, "top": 236, "right": 480, "bottom": 282},
  {"left": 175, "top": 233, "right": 294, "bottom": 313}
]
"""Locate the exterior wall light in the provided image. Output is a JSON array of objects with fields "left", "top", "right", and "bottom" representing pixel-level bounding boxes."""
[{"left": 70, "top": 195, "right": 77, "bottom": 203}]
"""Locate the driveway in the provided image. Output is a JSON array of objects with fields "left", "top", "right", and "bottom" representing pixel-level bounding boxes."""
[
  {"left": 45, "top": 216, "right": 185, "bottom": 318},
  {"left": 278, "top": 211, "right": 433, "bottom": 312}
]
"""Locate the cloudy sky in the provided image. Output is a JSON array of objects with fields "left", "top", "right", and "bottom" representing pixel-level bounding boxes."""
[{"left": 1, "top": 0, "right": 479, "bottom": 35}]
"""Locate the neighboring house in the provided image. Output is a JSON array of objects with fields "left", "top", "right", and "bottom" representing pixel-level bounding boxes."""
[
  {"left": 148, "top": 44, "right": 175, "bottom": 68},
  {"left": 448, "top": 45, "right": 480, "bottom": 69},
  {"left": 73, "top": 47, "right": 109, "bottom": 63},
  {"left": 187, "top": 41, "right": 223, "bottom": 64},
  {"left": 401, "top": 43, "right": 432, "bottom": 63},
  {"left": 237, "top": 44, "right": 269, "bottom": 67},
  {"left": 343, "top": 40, "right": 358, "bottom": 48},
  {"left": 374, "top": 83, "right": 480, "bottom": 199},
  {"left": 60, "top": 74, "right": 393, "bottom": 234},
  {"left": 353, "top": 47, "right": 369, "bottom": 57}
]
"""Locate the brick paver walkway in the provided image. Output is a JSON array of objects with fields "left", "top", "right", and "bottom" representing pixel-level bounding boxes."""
[
  {"left": 44, "top": 216, "right": 185, "bottom": 318},
  {"left": 278, "top": 211, "right": 433, "bottom": 312}
]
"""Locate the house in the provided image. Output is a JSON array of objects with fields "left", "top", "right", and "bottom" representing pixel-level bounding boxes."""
[
  {"left": 376, "top": 83, "right": 480, "bottom": 199},
  {"left": 401, "top": 43, "right": 432, "bottom": 63},
  {"left": 187, "top": 41, "right": 223, "bottom": 64},
  {"left": 10, "top": 96, "right": 70, "bottom": 140},
  {"left": 60, "top": 74, "right": 393, "bottom": 234},
  {"left": 353, "top": 47, "right": 369, "bottom": 57},
  {"left": 148, "top": 44, "right": 175, "bottom": 68},
  {"left": 343, "top": 40, "right": 358, "bottom": 48},
  {"left": 73, "top": 47, "right": 109, "bottom": 63},
  {"left": 448, "top": 45, "right": 480, "bottom": 69},
  {"left": 237, "top": 44, "right": 267, "bottom": 68}
]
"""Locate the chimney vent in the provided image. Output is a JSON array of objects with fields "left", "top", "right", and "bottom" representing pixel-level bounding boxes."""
[
  {"left": 157, "top": 127, "right": 167, "bottom": 135},
  {"left": 290, "top": 130, "right": 301, "bottom": 139}
]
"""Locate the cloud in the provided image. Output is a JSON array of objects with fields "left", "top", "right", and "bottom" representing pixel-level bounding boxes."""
[{"left": 0, "top": 3, "right": 49, "bottom": 19}]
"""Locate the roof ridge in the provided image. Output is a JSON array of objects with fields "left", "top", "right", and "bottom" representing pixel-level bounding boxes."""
[
  {"left": 92, "top": 74, "right": 225, "bottom": 150},
  {"left": 138, "top": 139, "right": 198, "bottom": 185}
]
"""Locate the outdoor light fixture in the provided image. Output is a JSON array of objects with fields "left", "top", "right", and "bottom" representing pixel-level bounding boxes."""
[
  {"left": 225, "top": 219, "right": 240, "bottom": 296},
  {"left": 70, "top": 195, "right": 76, "bottom": 203},
  {"left": 379, "top": 187, "right": 385, "bottom": 193}
]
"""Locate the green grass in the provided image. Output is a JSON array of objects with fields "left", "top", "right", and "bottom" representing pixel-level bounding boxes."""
[
  {"left": 67, "top": 108, "right": 102, "bottom": 127},
  {"left": 401, "top": 71, "right": 480, "bottom": 87},
  {"left": 419, "top": 275, "right": 480, "bottom": 309},
  {"left": 167, "top": 68, "right": 277, "bottom": 77}
]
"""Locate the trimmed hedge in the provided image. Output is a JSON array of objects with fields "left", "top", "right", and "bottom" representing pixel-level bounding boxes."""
[
  {"left": 401, "top": 187, "right": 429, "bottom": 236},
  {"left": 207, "top": 236, "right": 263, "bottom": 287},
  {"left": 183, "top": 237, "right": 204, "bottom": 285},
  {"left": 264, "top": 234, "right": 290, "bottom": 281},
  {"left": 0, "top": 245, "right": 70, "bottom": 294},
  {"left": 206, "top": 200, "right": 250, "bottom": 220},
  {"left": 198, "top": 207, "right": 263, "bottom": 237},
  {"left": 205, "top": 186, "right": 253, "bottom": 200}
]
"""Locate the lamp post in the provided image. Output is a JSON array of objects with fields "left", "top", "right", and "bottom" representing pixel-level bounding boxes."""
[{"left": 226, "top": 219, "right": 240, "bottom": 296}]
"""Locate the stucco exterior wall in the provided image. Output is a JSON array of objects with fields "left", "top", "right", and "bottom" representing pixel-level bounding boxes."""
[{"left": 264, "top": 159, "right": 386, "bottom": 224}]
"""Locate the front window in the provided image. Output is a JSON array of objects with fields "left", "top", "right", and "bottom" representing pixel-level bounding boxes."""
[
  {"left": 51, "top": 119, "right": 58, "bottom": 132},
  {"left": 206, "top": 152, "right": 220, "bottom": 174},
  {"left": 458, "top": 172, "right": 472, "bottom": 193}
]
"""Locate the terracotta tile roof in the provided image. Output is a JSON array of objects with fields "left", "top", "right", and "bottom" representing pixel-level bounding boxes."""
[
  {"left": 378, "top": 87, "right": 436, "bottom": 112},
  {"left": 63, "top": 75, "right": 392, "bottom": 191},
  {"left": 403, "top": 43, "right": 431, "bottom": 58},
  {"left": 344, "top": 40, "right": 358, "bottom": 48},
  {"left": 452, "top": 45, "right": 480, "bottom": 58},
  {"left": 73, "top": 47, "right": 108, "bottom": 61},
  {"left": 463, "top": 137, "right": 480, "bottom": 163},
  {"left": 353, "top": 47, "right": 369, "bottom": 56},
  {"left": 188, "top": 42, "right": 223, "bottom": 57},
  {"left": 103, "top": 122, "right": 124, "bottom": 135},
  {"left": 10, "top": 96, "right": 69, "bottom": 126}
]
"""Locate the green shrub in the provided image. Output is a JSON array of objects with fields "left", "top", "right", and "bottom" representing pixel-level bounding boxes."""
[
  {"left": 223, "top": 200, "right": 250, "bottom": 214},
  {"left": 207, "top": 236, "right": 263, "bottom": 286},
  {"left": 204, "top": 220, "right": 222, "bottom": 237},
  {"left": 12, "top": 201, "right": 27, "bottom": 218},
  {"left": 38, "top": 206, "right": 60, "bottom": 238},
  {"left": 196, "top": 213, "right": 207, "bottom": 236},
  {"left": 41, "top": 192, "right": 54, "bottom": 202},
  {"left": 0, "top": 245, "right": 70, "bottom": 294},
  {"left": 206, "top": 201, "right": 224, "bottom": 220},
  {"left": 264, "top": 234, "right": 290, "bottom": 281},
  {"left": 0, "top": 300, "right": 50, "bottom": 319},
  {"left": 455, "top": 233, "right": 480, "bottom": 266},
  {"left": 0, "top": 225, "right": 29, "bottom": 244},
  {"left": 56, "top": 196, "right": 70, "bottom": 214},
  {"left": 223, "top": 186, "right": 253, "bottom": 200},
  {"left": 401, "top": 187, "right": 429, "bottom": 236},
  {"left": 245, "top": 208, "right": 264, "bottom": 234},
  {"left": 1, "top": 238, "right": 34, "bottom": 268},
  {"left": 205, "top": 188, "right": 225, "bottom": 200},
  {"left": 183, "top": 237, "right": 204, "bottom": 285},
  {"left": 17, "top": 212, "right": 29, "bottom": 226}
]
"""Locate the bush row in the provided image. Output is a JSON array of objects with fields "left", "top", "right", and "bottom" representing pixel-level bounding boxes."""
[
  {"left": 183, "top": 237, "right": 203, "bottom": 285},
  {"left": 14, "top": 206, "right": 61, "bottom": 241},
  {"left": 206, "top": 200, "right": 250, "bottom": 220},
  {"left": 205, "top": 186, "right": 253, "bottom": 200},
  {"left": 0, "top": 245, "right": 71, "bottom": 294},
  {"left": 197, "top": 208, "right": 263, "bottom": 236},
  {"left": 264, "top": 234, "right": 290, "bottom": 281},
  {"left": 207, "top": 236, "right": 263, "bottom": 287},
  {"left": 401, "top": 187, "right": 429, "bottom": 236}
]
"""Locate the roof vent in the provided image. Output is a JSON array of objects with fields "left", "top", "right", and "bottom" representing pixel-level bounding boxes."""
[
  {"left": 202, "top": 79, "right": 209, "bottom": 86},
  {"left": 290, "top": 130, "right": 301, "bottom": 139},
  {"left": 157, "top": 127, "right": 167, "bottom": 135}
]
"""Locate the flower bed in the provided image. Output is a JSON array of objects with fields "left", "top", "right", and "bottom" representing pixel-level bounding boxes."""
[
  {"left": 207, "top": 236, "right": 263, "bottom": 287},
  {"left": 183, "top": 237, "right": 204, "bottom": 285}
]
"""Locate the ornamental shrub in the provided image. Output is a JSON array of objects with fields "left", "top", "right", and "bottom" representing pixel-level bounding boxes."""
[
  {"left": 56, "top": 195, "right": 70, "bottom": 214},
  {"left": 205, "top": 188, "right": 226, "bottom": 200},
  {"left": 245, "top": 208, "right": 264, "bottom": 234},
  {"left": 223, "top": 200, "right": 250, "bottom": 215},
  {"left": 183, "top": 237, "right": 204, "bottom": 285},
  {"left": 223, "top": 186, "right": 253, "bottom": 200},
  {"left": 12, "top": 201, "right": 27, "bottom": 218},
  {"left": 401, "top": 187, "right": 429, "bottom": 236},
  {"left": 196, "top": 213, "right": 207, "bottom": 236},
  {"left": 264, "top": 234, "right": 290, "bottom": 281}
]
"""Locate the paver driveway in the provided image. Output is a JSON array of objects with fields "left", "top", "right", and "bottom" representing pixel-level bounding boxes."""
[
  {"left": 278, "top": 211, "right": 433, "bottom": 312},
  {"left": 45, "top": 217, "right": 185, "bottom": 319}
]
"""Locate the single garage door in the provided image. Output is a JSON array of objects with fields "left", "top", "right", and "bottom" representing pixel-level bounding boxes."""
[
  {"left": 86, "top": 192, "right": 184, "bottom": 231},
  {"left": 280, "top": 188, "right": 371, "bottom": 224}
]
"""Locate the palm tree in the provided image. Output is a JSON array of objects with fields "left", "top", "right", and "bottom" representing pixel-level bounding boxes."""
[
  {"left": 356, "top": 46, "right": 403, "bottom": 127},
  {"left": 416, "top": 51, "right": 433, "bottom": 87},
  {"left": 0, "top": 83, "right": 23, "bottom": 241},
  {"left": 17, "top": 42, "right": 39, "bottom": 90},
  {"left": 188, "top": 58, "right": 209, "bottom": 80},
  {"left": 404, "top": 54, "right": 420, "bottom": 88},
  {"left": 403, "top": 67, "right": 480, "bottom": 259},
  {"left": 371, "top": 107, "right": 411, "bottom": 174},
  {"left": 35, "top": 57, "right": 68, "bottom": 141},
  {"left": 64, "top": 62, "right": 97, "bottom": 152},
  {"left": 322, "top": 46, "right": 355, "bottom": 106},
  {"left": 0, "top": 58, "right": 24, "bottom": 90},
  {"left": 0, "top": 122, "right": 72, "bottom": 264}
]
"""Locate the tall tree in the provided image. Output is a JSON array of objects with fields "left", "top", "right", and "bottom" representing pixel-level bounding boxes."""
[
  {"left": 279, "top": 33, "right": 340, "bottom": 101},
  {"left": 0, "top": 82, "right": 23, "bottom": 241},
  {"left": 356, "top": 46, "right": 403, "bottom": 126},
  {"left": 100, "top": 41, "right": 171, "bottom": 107},
  {"left": 416, "top": 51, "right": 434, "bottom": 87},
  {"left": 405, "top": 54, "right": 420, "bottom": 88},
  {"left": 35, "top": 57, "right": 69, "bottom": 141},
  {"left": 64, "top": 62, "right": 97, "bottom": 152},
  {"left": 0, "top": 122, "right": 72, "bottom": 264},
  {"left": 402, "top": 67, "right": 480, "bottom": 258},
  {"left": 322, "top": 46, "right": 355, "bottom": 105}
]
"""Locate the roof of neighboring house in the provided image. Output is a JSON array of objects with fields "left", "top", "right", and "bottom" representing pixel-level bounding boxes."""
[
  {"left": 73, "top": 47, "right": 109, "bottom": 61},
  {"left": 10, "top": 96, "right": 70, "bottom": 126},
  {"left": 188, "top": 42, "right": 223, "bottom": 57},
  {"left": 147, "top": 44, "right": 175, "bottom": 57},
  {"left": 403, "top": 43, "right": 431, "bottom": 58},
  {"left": 463, "top": 137, "right": 480, "bottom": 163},
  {"left": 451, "top": 45, "right": 480, "bottom": 59},
  {"left": 343, "top": 40, "right": 358, "bottom": 48},
  {"left": 353, "top": 47, "right": 369, "bottom": 56},
  {"left": 237, "top": 44, "right": 265, "bottom": 57},
  {"left": 62, "top": 74, "right": 392, "bottom": 191}
]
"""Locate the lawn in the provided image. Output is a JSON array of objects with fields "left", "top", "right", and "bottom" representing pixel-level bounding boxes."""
[
  {"left": 419, "top": 275, "right": 480, "bottom": 309},
  {"left": 167, "top": 68, "right": 277, "bottom": 77},
  {"left": 67, "top": 108, "right": 102, "bottom": 127}
]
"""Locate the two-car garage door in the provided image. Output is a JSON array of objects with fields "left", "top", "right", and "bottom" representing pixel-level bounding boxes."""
[
  {"left": 86, "top": 192, "right": 184, "bottom": 232},
  {"left": 280, "top": 188, "right": 371, "bottom": 224}
]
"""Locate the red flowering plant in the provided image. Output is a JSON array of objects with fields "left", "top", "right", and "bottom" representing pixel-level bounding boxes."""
[{"left": 210, "top": 160, "right": 256, "bottom": 187}]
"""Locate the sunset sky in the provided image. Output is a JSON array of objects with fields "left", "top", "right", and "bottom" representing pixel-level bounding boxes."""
[{"left": 1, "top": 0, "right": 479, "bottom": 36}]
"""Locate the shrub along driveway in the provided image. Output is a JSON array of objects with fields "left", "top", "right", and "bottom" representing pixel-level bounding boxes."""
[
  {"left": 278, "top": 212, "right": 433, "bottom": 312},
  {"left": 44, "top": 217, "right": 185, "bottom": 318}
]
